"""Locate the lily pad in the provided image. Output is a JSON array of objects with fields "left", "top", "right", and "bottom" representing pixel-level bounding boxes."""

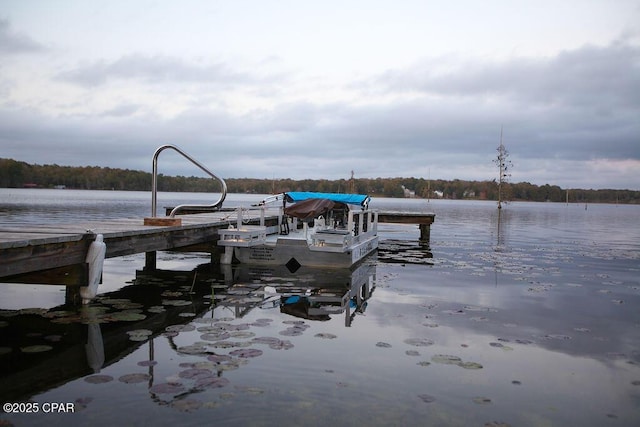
[
  {"left": 170, "top": 398, "right": 202, "bottom": 412},
  {"left": 193, "top": 361, "right": 217, "bottom": 370},
  {"left": 236, "top": 386, "right": 265, "bottom": 395},
  {"left": 149, "top": 382, "right": 185, "bottom": 394},
  {"left": 225, "top": 323, "right": 251, "bottom": 331},
  {"left": 113, "top": 302, "right": 144, "bottom": 310},
  {"left": 376, "top": 342, "right": 392, "bottom": 348},
  {"left": 162, "top": 300, "right": 192, "bottom": 307},
  {"left": 431, "top": 354, "right": 462, "bottom": 365},
  {"left": 418, "top": 394, "right": 436, "bottom": 403},
  {"left": 20, "top": 345, "right": 53, "bottom": 353},
  {"left": 459, "top": 362, "right": 484, "bottom": 369},
  {"left": 166, "top": 324, "right": 196, "bottom": 333},
  {"left": 200, "top": 332, "right": 231, "bottom": 341},
  {"left": 161, "top": 291, "right": 184, "bottom": 297},
  {"left": 216, "top": 362, "right": 242, "bottom": 372},
  {"left": 177, "top": 344, "right": 208, "bottom": 355},
  {"left": 252, "top": 337, "right": 282, "bottom": 345},
  {"left": 109, "top": 311, "right": 146, "bottom": 322},
  {"left": 179, "top": 368, "right": 213, "bottom": 380},
  {"left": 209, "top": 341, "right": 239, "bottom": 349},
  {"left": 194, "top": 377, "right": 230, "bottom": 389},
  {"left": 119, "top": 373, "right": 151, "bottom": 384},
  {"left": 279, "top": 328, "right": 303, "bottom": 336},
  {"left": 489, "top": 342, "right": 513, "bottom": 351},
  {"left": 229, "top": 331, "right": 256, "bottom": 339},
  {"left": 229, "top": 348, "right": 263, "bottom": 358},
  {"left": 84, "top": 374, "right": 114, "bottom": 384},
  {"left": 404, "top": 338, "right": 435, "bottom": 347},
  {"left": 19, "top": 308, "right": 48, "bottom": 316},
  {"left": 315, "top": 333, "right": 337, "bottom": 339},
  {"left": 127, "top": 329, "right": 153, "bottom": 336},
  {"left": 197, "top": 325, "right": 222, "bottom": 332},
  {"left": 431, "top": 354, "right": 483, "bottom": 369},
  {"left": 251, "top": 319, "right": 273, "bottom": 327},
  {"left": 269, "top": 340, "right": 294, "bottom": 350},
  {"left": 99, "top": 298, "right": 132, "bottom": 305},
  {"left": 207, "top": 354, "right": 233, "bottom": 363}
]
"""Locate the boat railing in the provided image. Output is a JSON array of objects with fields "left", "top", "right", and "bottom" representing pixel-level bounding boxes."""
[
  {"left": 150, "top": 144, "right": 228, "bottom": 218},
  {"left": 348, "top": 209, "right": 378, "bottom": 240}
]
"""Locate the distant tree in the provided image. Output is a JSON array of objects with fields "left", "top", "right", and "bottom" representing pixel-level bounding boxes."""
[{"left": 1, "top": 157, "right": 638, "bottom": 203}]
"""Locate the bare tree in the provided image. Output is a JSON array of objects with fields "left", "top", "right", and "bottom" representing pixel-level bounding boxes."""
[{"left": 494, "top": 127, "right": 512, "bottom": 209}]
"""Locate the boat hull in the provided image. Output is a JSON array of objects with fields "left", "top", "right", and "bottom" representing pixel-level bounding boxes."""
[{"left": 232, "top": 235, "right": 378, "bottom": 269}]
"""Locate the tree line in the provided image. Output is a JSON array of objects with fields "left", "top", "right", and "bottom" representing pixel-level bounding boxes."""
[{"left": 1, "top": 158, "right": 638, "bottom": 204}]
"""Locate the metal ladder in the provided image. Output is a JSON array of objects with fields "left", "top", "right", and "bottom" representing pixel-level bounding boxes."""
[{"left": 150, "top": 144, "right": 227, "bottom": 218}]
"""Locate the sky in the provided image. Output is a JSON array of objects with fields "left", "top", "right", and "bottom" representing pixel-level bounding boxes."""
[{"left": 1, "top": 0, "right": 639, "bottom": 190}]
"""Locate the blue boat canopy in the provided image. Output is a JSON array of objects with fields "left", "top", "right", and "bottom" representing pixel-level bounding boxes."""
[{"left": 284, "top": 192, "right": 370, "bottom": 207}]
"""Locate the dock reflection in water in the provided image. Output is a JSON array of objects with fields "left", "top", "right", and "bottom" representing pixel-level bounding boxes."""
[
  {"left": 0, "top": 259, "right": 377, "bottom": 410},
  {"left": 0, "top": 268, "right": 215, "bottom": 404}
]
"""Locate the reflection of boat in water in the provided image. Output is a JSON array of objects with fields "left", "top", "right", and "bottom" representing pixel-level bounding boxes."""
[
  {"left": 218, "top": 192, "right": 378, "bottom": 269},
  {"left": 217, "top": 259, "right": 376, "bottom": 326},
  {"left": 279, "top": 263, "right": 375, "bottom": 325}
]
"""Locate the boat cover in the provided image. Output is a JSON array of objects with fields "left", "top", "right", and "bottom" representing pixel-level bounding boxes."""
[
  {"left": 285, "top": 192, "right": 370, "bottom": 206},
  {"left": 284, "top": 198, "right": 347, "bottom": 220}
]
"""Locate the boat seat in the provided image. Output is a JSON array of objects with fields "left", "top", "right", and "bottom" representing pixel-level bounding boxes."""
[{"left": 314, "top": 215, "right": 325, "bottom": 231}]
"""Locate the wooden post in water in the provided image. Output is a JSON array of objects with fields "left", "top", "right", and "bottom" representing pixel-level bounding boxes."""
[
  {"left": 419, "top": 224, "right": 431, "bottom": 245},
  {"left": 65, "top": 286, "right": 81, "bottom": 305},
  {"left": 145, "top": 251, "right": 157, "bottom": 271}
]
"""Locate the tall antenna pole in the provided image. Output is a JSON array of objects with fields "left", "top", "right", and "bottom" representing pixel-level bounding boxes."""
[{"left": 349, "top": 170, "right": 355, "bottom": 193}]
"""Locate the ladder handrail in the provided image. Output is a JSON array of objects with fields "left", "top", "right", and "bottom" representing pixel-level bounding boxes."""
[{"left": 151, "top": 144, "right": 227, "bottom": 218}]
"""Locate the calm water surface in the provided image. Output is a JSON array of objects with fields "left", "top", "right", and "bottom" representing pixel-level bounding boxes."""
[{"left": 0, "top": 189, "right": 639, "bottom": 426}]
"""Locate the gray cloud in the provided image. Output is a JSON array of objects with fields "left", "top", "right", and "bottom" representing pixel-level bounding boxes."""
[
  {"left": 0, "top": 19, "right": 45, "bottom": 53},
  {"left": 373, "top": 42, "right": 640, "bottom": 110},
  {"left": 56, "top": 54, "right": 284, "bottom": 87},
  {"left": 363, "top": 41, "right": 640, "bottom": 163}
]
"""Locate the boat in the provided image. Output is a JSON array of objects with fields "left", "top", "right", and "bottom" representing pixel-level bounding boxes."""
[{"left": 217, "top": 192, "right": 378, "bottom": 269}]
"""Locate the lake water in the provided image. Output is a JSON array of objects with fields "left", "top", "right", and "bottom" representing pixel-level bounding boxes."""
[{"left": 1, "top": 189, "right": 639, "bottom": 427}]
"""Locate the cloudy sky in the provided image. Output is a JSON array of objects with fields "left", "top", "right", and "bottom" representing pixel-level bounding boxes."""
[{"left": 1, "top": 1, "right": 639, "bottom": 190}]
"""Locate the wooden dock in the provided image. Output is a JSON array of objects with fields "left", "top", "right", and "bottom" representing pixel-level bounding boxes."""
[
  {"left": 0, "top": 208, "right": 434, "bottom": 301},
  {"left": 0, "top": 209, "right": 277, "bottom": 289},
  {"left": 377, "top": 211, "right": 435, "bottom": 242}
]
